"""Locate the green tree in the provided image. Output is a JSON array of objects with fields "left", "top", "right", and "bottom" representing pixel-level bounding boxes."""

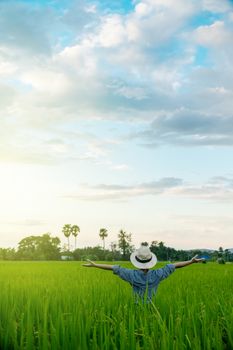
[
  {"left": 73, "top": 246, "right": 105, "bottom": 261},
  {"left": 62, "top": 224, "right": 72, "bottom": 251},
  {"left": 218, "top": 246, "right": 224, "bottom": 257},
  {"left": 150, "top": 241, "right": 159, "bottom": 257},
  {"left": 36, "top": 234, "right": 61, "bottom": 260},
  {"left": 157, "top": 241, "right": 169, "bottom": 260},
  {"left": 99, "top": 228, "right": 108, "bottom": 250},
  {"left": 0, "top": 248, "right": 16, "bottom": 260},
  {"left": 71, "top": 225, "right": 80, "bottom": 250},
  {"left": 110, "top": 241, "right": 118, "bottom": 261},
  {"left": 150, "top": 241, "right": 187, "bottom": 261},
  {"left": 17, "top": 236, "right": 36, "bottom": 260},
  {"left": 224, "top": 249, "right": 230, "bottom": 262},
  {"left": 212, "top": 250, "right": 219, "bottom": 261},
  {"left": 17, "top": 234, "right": 60, "bottom": 260},
  {"left": 118, "top": 229, "right": 133, "bottom": 259}
]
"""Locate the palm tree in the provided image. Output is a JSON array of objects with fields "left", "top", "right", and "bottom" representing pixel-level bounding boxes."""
[
  {"left": 118, "top": 229, "right": 132, "bottom": 258},
  {"left": 71, "top": 225, "right": 80, "bottom": 250},
  {"left": 99, "top": 228, "right": 108, "bottom": 250},
  {"left": 62, "top": 224, "right": 72, "bottom": 251}
]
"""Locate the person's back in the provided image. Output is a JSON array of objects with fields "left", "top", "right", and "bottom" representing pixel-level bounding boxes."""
[{"left": 113, "top": 262, "right": 175, "bottom": 302}]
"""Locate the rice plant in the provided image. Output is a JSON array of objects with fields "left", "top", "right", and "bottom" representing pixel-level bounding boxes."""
[{"left": 0, "top": 261, "right": 232, "bottom": 350}]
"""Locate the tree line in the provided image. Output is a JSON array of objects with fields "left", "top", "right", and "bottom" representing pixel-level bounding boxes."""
[
  {"left": 0, "top": 227, "right": 133, "bottom": 261},
  {"left": 0, "top": 228, "right": 232, "bottom": 262},
  {"left": 0, "top": 238, "right": 232, "bottom": 262}
]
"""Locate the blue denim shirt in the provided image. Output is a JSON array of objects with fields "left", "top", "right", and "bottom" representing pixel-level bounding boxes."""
[{"left": 113, "top": 264, "right": 175, "bottom": 301}]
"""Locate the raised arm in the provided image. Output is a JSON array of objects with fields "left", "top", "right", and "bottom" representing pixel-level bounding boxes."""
[
  {"left": 83, "top": 259, "right": 114, "bottom": 271},
  {"left": 173, "top": 255, "right": 204, "bottom": 269}
]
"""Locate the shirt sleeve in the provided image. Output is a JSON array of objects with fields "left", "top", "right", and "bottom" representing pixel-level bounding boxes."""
[
  {"left": 154, "top": 264, "right": 175, "bottom": 282},
  {"left": 112, "top": 265, "right": 134, "bottom": 284}
]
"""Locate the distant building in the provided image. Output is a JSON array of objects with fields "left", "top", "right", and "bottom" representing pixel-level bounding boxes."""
[
  {"left": 201, "top": 255, "right": 211, "bottom": 260},
  {"left": 61, "top": 255, "right": 74, "bottom": 261}
]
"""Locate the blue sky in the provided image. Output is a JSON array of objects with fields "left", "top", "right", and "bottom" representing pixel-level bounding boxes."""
[{"left": 0, "top": 0, "right": 233, "bottom": 250}]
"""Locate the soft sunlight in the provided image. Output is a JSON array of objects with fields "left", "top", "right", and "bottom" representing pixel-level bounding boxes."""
[{"left": 0, "top": 0, "right": 233, "bottom": 250}]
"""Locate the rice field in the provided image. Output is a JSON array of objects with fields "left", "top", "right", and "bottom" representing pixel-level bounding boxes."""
[{"left": 0, "top": 261, "right": 232, "bottom": 350}]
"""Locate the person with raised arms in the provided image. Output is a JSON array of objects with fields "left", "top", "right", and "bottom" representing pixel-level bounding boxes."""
[{"left": 83, "top": 245, "right": 204, "bottom": 303}]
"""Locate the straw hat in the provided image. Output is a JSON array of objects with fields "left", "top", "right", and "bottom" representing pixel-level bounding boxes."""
[{"left": 130, "top": 245, "right": 157, "bottom": 269}]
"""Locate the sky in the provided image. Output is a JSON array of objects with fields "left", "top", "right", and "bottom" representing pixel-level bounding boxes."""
[{"left": 0, "top": 0, "right": 233, "bottom": 251}]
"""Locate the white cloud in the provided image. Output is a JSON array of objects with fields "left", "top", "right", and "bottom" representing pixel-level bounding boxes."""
[
  {"left": 57, "top": 42, "right": 98, "bottom": 77},
  {"left": 202, "top": 0, "right": 232, "bottom": 13},
  {"left": 107, "top": 80, "right": 149, "bottom": 100},
  {"left": 97, "top": 15, "right": 126, "bottom": 47},
  {"left": 1, "top": 0, "right": 233, "bottom": 169},
  {"left": 21, "top": 67, "right": 72, "bottom": 94},
  {"left": 169, "top": 176, "right": 233, "bottom": 201},
  {"left": 0, "top": 58, "right": 17, "bottom": 76},
  {"left": 64, "top": 178, "right": 183, "bottom": 201},
  {"left": 132, "top": 107, "right": 233, "bottom": 147},
  {"left": 64, "top": 176, "right": 233, "bottom": 202},
  {"left": 193, "top": 21, "right": 232, "bottom": 48},
  {"left": 0, "top": 83, "right": 16, "bottom": 109},
  {"left": 126, "top": 0, "right": 197, "bottom": 46}
]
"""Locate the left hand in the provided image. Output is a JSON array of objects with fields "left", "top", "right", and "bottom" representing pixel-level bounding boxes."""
[{"left": 82, "top": 259, "right": 96, "bottom": 267}]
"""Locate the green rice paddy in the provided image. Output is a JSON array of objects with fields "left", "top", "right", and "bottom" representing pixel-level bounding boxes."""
[{"left": 0, "top": 261, "right": 232, "bottom": 350}]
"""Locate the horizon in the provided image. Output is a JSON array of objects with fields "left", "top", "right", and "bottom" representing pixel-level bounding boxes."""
[
  {"left": 1, "top": 230, "right": 232, "bottom": 252},
  {"left": 1, "top": 0, "right": 233, "bottom": 251}
]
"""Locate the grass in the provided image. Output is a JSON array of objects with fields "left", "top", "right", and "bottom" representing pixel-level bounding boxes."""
[{"left": 0, "top": 261, "right": 232, "bottom": 350}]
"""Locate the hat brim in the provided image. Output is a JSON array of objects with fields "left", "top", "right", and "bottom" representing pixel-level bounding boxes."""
[{"left": 130, "top": 251, "right": 157, "bottom": 269}]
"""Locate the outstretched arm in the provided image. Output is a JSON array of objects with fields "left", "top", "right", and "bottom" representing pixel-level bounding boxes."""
[
  {"left": 173, "top": 255, "right": 205, "bottom": 269},
  {"left": 83, "top": 259, "right": 114, "bottom": 271}
]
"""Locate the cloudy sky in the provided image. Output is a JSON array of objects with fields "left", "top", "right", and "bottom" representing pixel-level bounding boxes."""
[{"left": 1, "top": 0, "right": 233, "bottom": 250}]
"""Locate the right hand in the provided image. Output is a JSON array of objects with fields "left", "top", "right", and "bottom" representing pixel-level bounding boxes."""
[
  {"left": 82, "top": 259, "right": 96, "bottom": 267},
  {"left": 191, "top": 255, "right": 205, "bottom": 263}
]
